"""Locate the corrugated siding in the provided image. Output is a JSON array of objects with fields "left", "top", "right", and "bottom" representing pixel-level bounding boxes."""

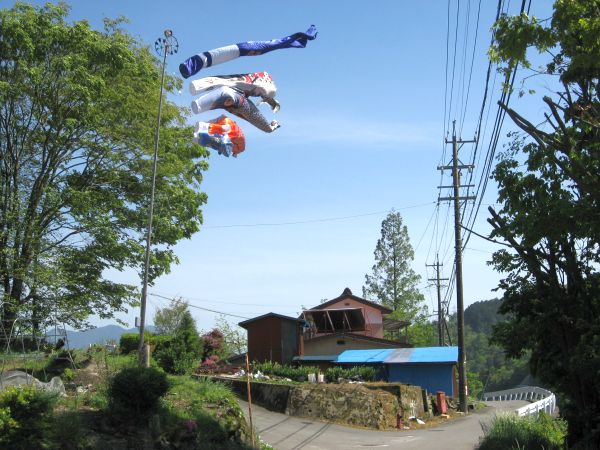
[{"left": 388, "top": 364, "right": 455, "bottom": 395}]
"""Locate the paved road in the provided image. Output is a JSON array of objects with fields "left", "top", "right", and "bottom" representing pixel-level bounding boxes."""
[{"left": 239, "top": 400, "right": 528, "bottom": 450}]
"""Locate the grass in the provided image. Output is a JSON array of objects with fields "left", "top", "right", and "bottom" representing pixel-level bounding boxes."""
[
  {"left": 1, "top": 349, "right": 263, "bottom": 449},
  {"left": 478, "top": 412, "right": 567, "bottom": 450}
]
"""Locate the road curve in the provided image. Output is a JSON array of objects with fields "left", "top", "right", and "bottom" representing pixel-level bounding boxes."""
[{"left": 239, "top": 400, "right": 528, "bottom": 450}]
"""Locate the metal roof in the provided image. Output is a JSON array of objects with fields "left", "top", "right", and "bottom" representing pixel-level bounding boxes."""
[
  {"left": 385, "top": 347, "right": 458, "bottom": 364},
  {"left": 336, "top": 347, "right": 458, "bottom": 364},
  {"left": 336, "top": 349, "right": 395, "bottom": 363},
  {"left": 310, "top": 287, "right": 393, "bottom": 314},
  {"left": 238, "top": 312, "right": 304, "bottom": 329}
]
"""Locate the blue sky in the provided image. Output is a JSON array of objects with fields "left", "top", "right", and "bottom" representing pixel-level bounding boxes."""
[{"left": 8, "top": 1, "right": 554, "bottom": 331}]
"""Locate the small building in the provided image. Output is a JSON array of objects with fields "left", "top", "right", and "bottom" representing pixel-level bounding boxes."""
[
  {"left": 238, "top": 313, "right": 304, "bottom": 364},
  {"left": 337, "top": 346, "right": 459, "bottom": 396}
]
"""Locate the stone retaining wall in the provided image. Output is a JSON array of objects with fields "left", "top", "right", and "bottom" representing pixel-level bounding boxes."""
[
  {"left": 199, "top": 376, "right": 426, "bottom": 430},
  {"left": 363, "top": 382, "right": 426, "bottom": 417},
  {"left": 286, "top": 383, "right": 399, "bottom": 429}
]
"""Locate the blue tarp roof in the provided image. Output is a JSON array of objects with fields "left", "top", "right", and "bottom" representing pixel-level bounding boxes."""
[
  {"left": 336, "top": 349, "right": 395, "bottom": 363},
  {"left": 386, "top": 346, "right": 458, "bottom": 364},
  {"left": 336, "top": 347, "right": 458, "bottom": 364}
]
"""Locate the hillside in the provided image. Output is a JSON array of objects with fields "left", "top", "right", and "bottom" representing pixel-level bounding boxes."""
[{"left": 64, "top": 325, "right": 156, "bottom": 349}]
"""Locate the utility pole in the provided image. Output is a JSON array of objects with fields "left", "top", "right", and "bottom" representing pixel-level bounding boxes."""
[
  {"left": 426, "top": 254, "right": 448, "bottom": 346},
  {"left": 438, "top": 120, "right": 476, "bottom": 413}
]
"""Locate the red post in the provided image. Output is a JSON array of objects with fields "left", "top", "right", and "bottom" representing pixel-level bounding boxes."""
[
  {"left": 396, "top": 413, "right": 403, "bottom": 429},
  {"left": 436, "top": 391, "right": 448, "bottom": 415}
]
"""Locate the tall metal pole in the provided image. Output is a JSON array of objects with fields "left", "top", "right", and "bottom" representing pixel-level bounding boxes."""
[{"left": 138, "top": 30, "right": 179, "bottom": 367}]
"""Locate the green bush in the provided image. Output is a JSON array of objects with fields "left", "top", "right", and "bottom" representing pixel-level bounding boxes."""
[
  {"left": 119, "top": 332, "right": 172, "bottom": 356},
  {"left": 119, "top": 332, "right": 144, "bottom": 354},
  {"left": 0, "top": 385, "right": 57, "bottom": 449},
  {"left": 155, "top": 311, "right": 203, "bottom": 374},
  {"left": 477, "top": 412, "right": 567, "bottom": 450},
  {"left": 325, "top": 366, "right": 376, "bottom": 382},
  {"left": 107, "top": 367, "right": 169, "bottom": 422},
  {"left": 156, "top": 377, "right": 250, "bottom": 449},
  {"left": 151, "top": 334, "right": 172, "bottom": 352},
  {"left": 155, "top": 341, "right": 201, "bottom": 375},
  {"left": 47, "top": 411, "right": 91, "bottom": 450}
]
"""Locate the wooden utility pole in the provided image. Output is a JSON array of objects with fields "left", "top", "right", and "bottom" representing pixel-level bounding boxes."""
[
  {"left": 438, "top": 121, "right": 476, "bottom": 413},
  {"left": 427, "top": 255, "right": 448, "bottom": 346}
]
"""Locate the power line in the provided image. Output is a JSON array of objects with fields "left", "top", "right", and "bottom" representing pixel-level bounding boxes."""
[
  {"left": 459, "top": 0, "right": 483, "bottom": 136},
  {"left": 149, "top": 292, "right": 251, "bottom": 320},
  {"left": 203, "top": 202, "right": 435, "bottom": 229},
  {"left": 150, "top": 291, "right": 290, "bottom": 308}
]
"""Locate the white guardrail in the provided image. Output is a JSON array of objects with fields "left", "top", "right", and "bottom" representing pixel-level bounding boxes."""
[{"left": 482, "top": 386, "right": 557, "bottom": 417}]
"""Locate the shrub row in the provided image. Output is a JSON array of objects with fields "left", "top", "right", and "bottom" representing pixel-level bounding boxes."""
[
  {"left": 252, "top": 361, "right": 319, "bottom": 382},
  {"left": 251, "top": 362, "right": 377, "bottom": 383},
  {"left": 325, "top": 365, "right": 376, "bottom": 382},
  {"left": 119, "top": 332, "right": 171, "bottom": 354}
]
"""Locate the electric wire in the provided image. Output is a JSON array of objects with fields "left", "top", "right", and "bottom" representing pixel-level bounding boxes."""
[
  {"left": 204, "top": 201, "right": 435, "bottom": 229},
  {"left": 459, "top": 0, "right": 483, "bottom": 137},
  {"left": 461, "top": 0, "right": 531, "bottom": 250},
  {"left": 149, "top": 292, "right": 251, "bottom": 320}
]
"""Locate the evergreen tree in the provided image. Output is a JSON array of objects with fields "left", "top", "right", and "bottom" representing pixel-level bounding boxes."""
[
  {"left": 155, "top": 310, "right": 203, "bottom": 374},
  {"left": 362, "top": 211, "right": 426, "bottom": 323}
]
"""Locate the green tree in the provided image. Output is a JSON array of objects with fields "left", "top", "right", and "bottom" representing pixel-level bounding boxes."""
[
  {"left": 155, "top": 310, "right": 203, "bottom": 374},
  {"left": 487, "top": 1, "right": 600, "bottom": 447},
  {"left": 362, "top": 211, "right": 427, "bottom": 324},
  {"left": 153, "top": 298, "right": 189, "bottom": 335},
  {"left": 0, "top": 3, "right": 209, "bottom": 334},
  {"left": 214, "top": 314, "right": 247, "bottom": 358}
]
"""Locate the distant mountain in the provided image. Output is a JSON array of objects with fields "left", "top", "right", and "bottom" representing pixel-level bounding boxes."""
[{"left": 63, "top": 324, "right": 156, "bottom": 349}]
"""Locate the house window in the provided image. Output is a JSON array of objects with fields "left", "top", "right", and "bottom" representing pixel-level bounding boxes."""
[{"left": 337, "top": 340, "right": 346, "bottom": 345}]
